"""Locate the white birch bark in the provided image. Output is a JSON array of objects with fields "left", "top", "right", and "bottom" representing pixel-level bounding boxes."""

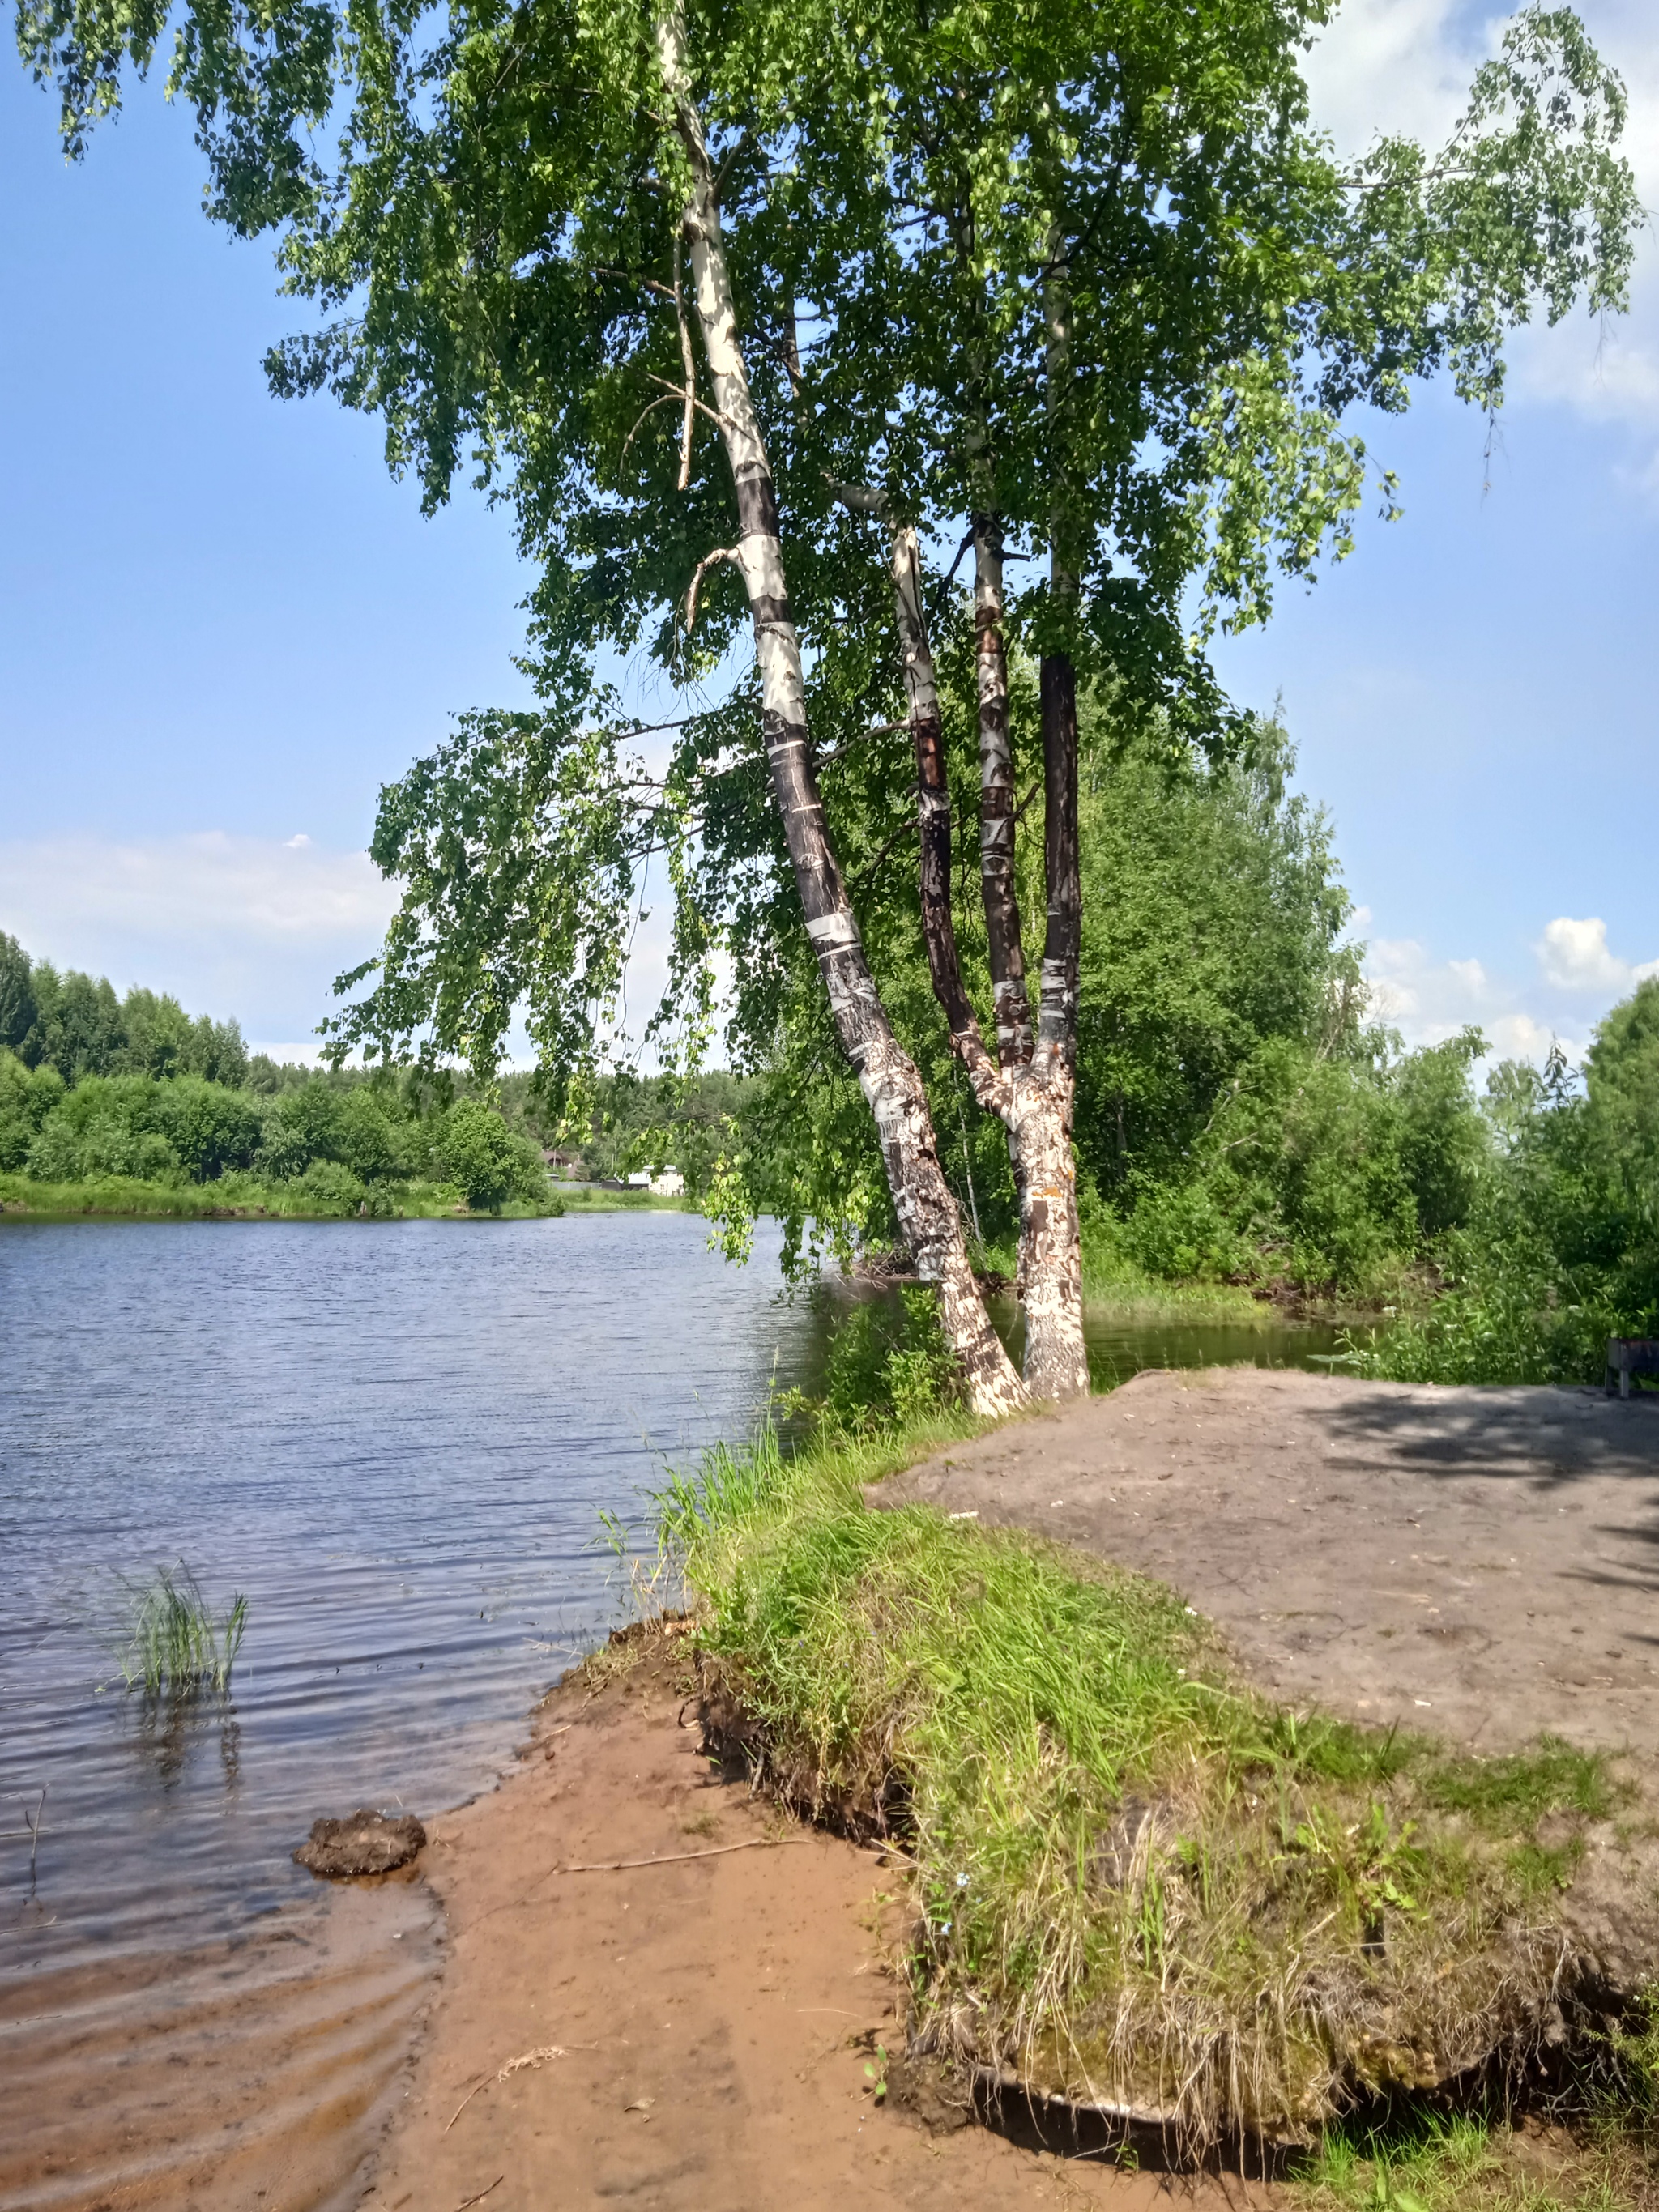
[
  {"left": 655, "top": 9, "right": 1027, "bottom": 1420},
  {"left": 1018, "top": 213, "right": 1090, "bottom": 1400}
]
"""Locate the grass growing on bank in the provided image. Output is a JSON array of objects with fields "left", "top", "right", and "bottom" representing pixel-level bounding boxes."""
[
  {"left": 656, "top": 1414, "right": 1643, "bottom": 2158},
  {"left": 0, "top": 1171, "right": 565, "bottom": 1221},
  {"left": 553, "top": 1185, "right": 693, "bottom": 1212},
  {"left": 118, "top": 1565, "right": 247, "bottom": 1694}
]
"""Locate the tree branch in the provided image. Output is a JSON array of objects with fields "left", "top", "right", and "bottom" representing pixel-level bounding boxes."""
[{"left": 684, "top": 545, "right": 742, "bottom": 631}]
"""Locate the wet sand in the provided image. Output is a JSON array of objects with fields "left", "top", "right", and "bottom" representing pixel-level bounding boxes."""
[
  {"left": 0, "top": 1877, "right": 437, "bottom": 2211},
  {"left": 358, "top": 1636, "right": 1230, "bottom": 2212}
]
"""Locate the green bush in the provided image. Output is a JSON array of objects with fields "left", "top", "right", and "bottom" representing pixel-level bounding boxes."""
[
  {"left": 435, "top": 1097, "right": 548, "bottom": 1212},
  {"left": 789, "top": 1285, "right": 962, "bottom": 1435},
  {"left": 335, "top": 1088, "right": 405, "bottom": 1183},
  {"left": 21, "top": 1072, "right": 261, "bottom": 1184},
  {"left": 1362, "top": 989, "right": 1659, "bottom": 1383},
  {"left": 0, "top": 1050, "right": 65, "bottom": 1170},
  {"left": 293, "top": 1158, "right": 370, "bottom": 1215}
]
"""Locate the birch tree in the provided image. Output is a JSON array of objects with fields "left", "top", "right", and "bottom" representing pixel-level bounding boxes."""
[{"left": 15, "top": 0, "right": 1637, "bottom": 1404}]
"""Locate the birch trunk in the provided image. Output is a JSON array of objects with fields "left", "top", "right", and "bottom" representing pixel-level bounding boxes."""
[
  {"left": 971, "top": 514, "right": 1034, "bottom": 1068},
  {"left": 894, "top": 513, "right": 1087, "bottom": 1399},
  {"left": 656, "top": 9, "right": 1026, "bottom": 1419},
  {"left": 1019, "top": 211, "right": 1090, "bottom": 1400}
]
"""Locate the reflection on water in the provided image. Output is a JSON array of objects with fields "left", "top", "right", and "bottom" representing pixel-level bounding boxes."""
[
  {"left": 0, "top": 1212, "right": 1343, "bottom": 2207},
  {"left": 126, "top": 1684, "right": 244, "bottom": 1794}
]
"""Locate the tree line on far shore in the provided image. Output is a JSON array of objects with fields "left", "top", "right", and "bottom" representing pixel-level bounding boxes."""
[
  {"left": 8, "top": 693, "right": 1654, "bottom": 1379},
  {"left": 0, "top": 935, "right": 552, "bottom": 1214}
]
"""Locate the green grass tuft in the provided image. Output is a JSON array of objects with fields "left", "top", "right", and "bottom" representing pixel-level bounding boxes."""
[{"left": 118, "top": 1564, "right": 247, "bottom": 1694}]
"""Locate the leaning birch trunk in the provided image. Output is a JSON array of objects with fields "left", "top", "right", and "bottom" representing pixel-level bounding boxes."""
[{"left": 655, "top": 9, "right": 1026, "bottom": 1419}]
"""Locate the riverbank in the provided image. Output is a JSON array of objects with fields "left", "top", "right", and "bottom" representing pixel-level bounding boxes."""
[
  {"left": 0, "top": 1171, "right": 702, "bottom": 1219},
  {"left": 367, "top": 1602, "right": 1658, "bottom": 2212},
  {"left": 362, "top": 1622, "right": 1205, "bottom": 2211},
  {"left": 0, "top": 1170, "right": 566, "bottom": 1220},
  {"left": 640, "top": 1392, "right": 1659, "bottom": 2198}
]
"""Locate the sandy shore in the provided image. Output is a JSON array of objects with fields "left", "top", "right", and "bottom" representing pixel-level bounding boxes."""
[{"left": 357, "top": 1632, "right": 1233, "bottom": 2212}]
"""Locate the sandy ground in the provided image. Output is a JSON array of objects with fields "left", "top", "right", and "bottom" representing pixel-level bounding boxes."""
[
  {"left": 871, "top": 1368, "right": 1659, "bottom": 1758},
  {"left": 358, "top": 1639, "right": 1238, "bottom": 2212}
]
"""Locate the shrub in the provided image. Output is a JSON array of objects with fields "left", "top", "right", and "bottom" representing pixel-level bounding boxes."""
[
  {"left": 335, "top": 1088, "right": 403, "bottom": 1183},
  {"left": 256, "top": 1078, "right": 345, "bottom": 1178},
  {"left": 293, "top": 1159, "right": 369, "bottom": 1215},
  {"left": 1361, "top": 993, "right": 1659, "bottom": 1384},
  {"left": 0, "top": 1051, "right": 65, "bottom": 1170},
  {"left": 151, "top": 1076, "right": 262, "bottom": 1179},
  {"left": 435, "top": 1097, "right": 549, "bottom": 1211}
]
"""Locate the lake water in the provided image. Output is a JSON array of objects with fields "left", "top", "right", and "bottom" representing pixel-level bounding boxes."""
[{"left": 0, "top": 1213, "right": 1343, "bottom": 2208}]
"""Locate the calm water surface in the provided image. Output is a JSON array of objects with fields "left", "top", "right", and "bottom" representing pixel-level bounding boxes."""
[
  {"left": 0, "top": 1217, "right": 1356, "bottom": 1980},
  {"left": 0, "top": 1213, "right": 827, "bottom": 1986},
  {"left": 0, "top": 1213, "right": 1345, "bottom": 1988}
]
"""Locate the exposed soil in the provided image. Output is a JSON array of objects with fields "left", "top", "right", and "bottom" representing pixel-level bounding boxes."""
[
  {"left": 358, "top": 1632, "right": 1237, "bottom": 2212},
  {"left": 297, "top": 1811, "right": 429, "bottom": 1880},
  {"left": 871, "top": 1366, "right": 1659, "bottom": 1993}
]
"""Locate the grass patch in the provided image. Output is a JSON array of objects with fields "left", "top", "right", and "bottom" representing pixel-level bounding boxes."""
[
  {"left": 655, "top": 1416, "right": 1640, "bottom": 2159},
  {"left": 118, "top": 1564, "right": 247, "bottom": 1694},
  {"left": 552, "top": 1186, "right": 692, "bottom": 1211},
  {"left": 0, "top": 1171, "right": 562, "bottom": 1221},
  {"left": 1289, "top": 2105, "right": 1644, "bottom": 2212}
]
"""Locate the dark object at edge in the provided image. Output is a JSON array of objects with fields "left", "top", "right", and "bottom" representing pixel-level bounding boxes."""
[
  {"left": 293, "top": 1807, "right": 427, "bottom": 1878},
  {"left": 1605, "top": 1339, "right": 1659, "bottom": 1399}
]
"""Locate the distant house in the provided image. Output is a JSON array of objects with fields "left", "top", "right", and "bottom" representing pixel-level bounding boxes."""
[
  {"left": 623, "top": 1166, "right": 685, "bottom": 1196},
  {"left": 541, "top": 1147, "right": 583, "bottom": 1177}
]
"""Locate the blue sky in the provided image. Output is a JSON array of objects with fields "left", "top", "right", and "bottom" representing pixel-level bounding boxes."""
[{"left": 1, "top": 0, "right": 1655, "bottom": 1062}]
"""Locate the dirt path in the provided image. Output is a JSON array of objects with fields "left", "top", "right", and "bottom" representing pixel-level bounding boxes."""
[
  {"left": 360, "top": 1638, "right": 1233, "bottom": 2212},
  {"left": 872, "top": 1368, "right": 1659, "bottom": 1758}
]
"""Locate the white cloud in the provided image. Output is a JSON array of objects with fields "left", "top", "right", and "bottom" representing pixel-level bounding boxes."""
[
  {"left": 0, "top": 830, "right": 401, "bottom": 1043},
  {"left": 1354, "top": 908, "right": 1654, "bottom": 1075},
  {"left": 0, "top": 830, "right": 397, "bottom": 957},
  {"left": 1486, "top": 1011, "right": 1577, "bottom": 1063},
  {"left": 1303, "top": 0, "right": 1659, "bottom": 437},
  {"left": 1363, "top": 932, "right": 1499, "bottom": 1038},
  {"left": 1533, "top": 914, "right": 1659, "bottom": 991}
]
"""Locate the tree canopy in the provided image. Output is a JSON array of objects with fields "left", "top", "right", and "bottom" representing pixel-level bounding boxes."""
[{"left": 14, "top": 0, "right": 1640, "bottom": 1370}]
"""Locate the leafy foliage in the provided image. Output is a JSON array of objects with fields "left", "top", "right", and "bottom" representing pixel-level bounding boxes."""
[{"left": 1363, "top": 987, "right": 1659, "bottom": 1383}]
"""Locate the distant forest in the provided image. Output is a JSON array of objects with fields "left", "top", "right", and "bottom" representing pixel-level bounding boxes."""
[{"left": 0, "top": 931, "right": 744, "bottom": 1213}]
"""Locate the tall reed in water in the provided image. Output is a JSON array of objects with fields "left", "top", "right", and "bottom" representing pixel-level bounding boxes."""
[{"left": 119, "top": 1565, "right": 247, "bottom": 1694}]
